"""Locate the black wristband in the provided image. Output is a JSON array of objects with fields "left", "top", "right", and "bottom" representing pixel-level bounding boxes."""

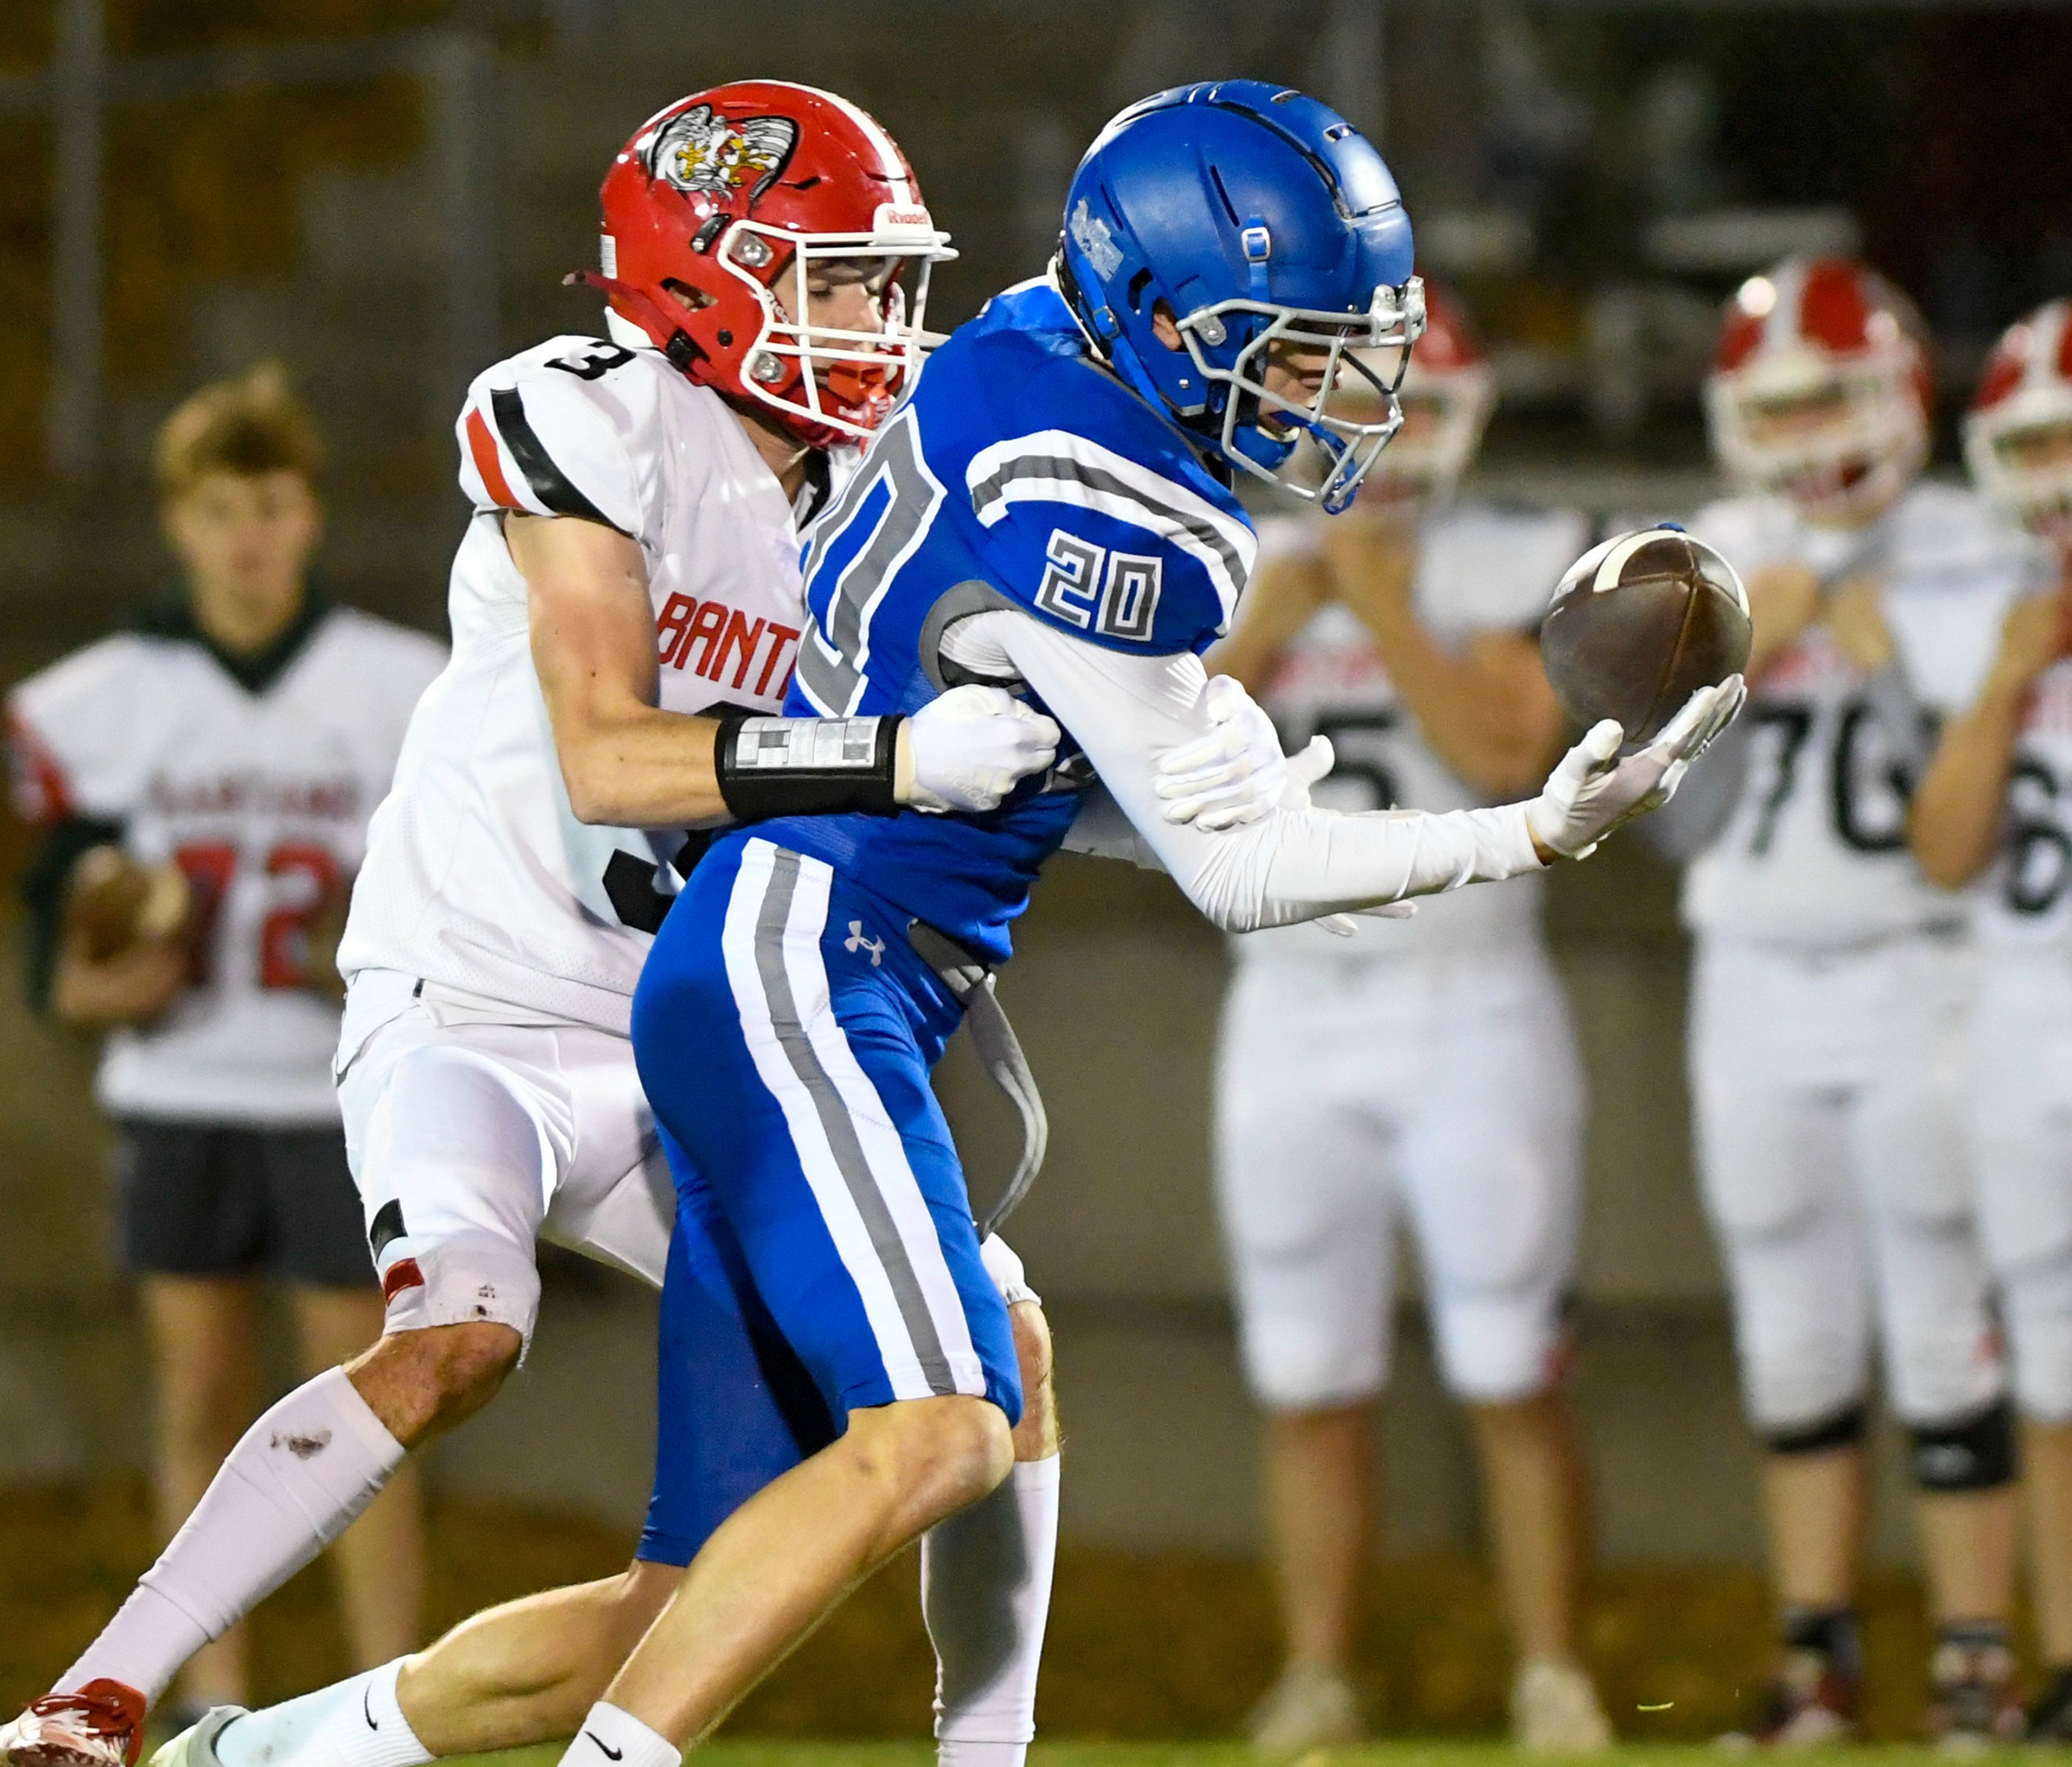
[{"left": 714, "top": 713, "right": 904, "bottom": 822}]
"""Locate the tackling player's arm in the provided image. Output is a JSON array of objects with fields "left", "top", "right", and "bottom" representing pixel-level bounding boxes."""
[
  {"left": 516, "top": 513, "right": 1060, "bottom": 826},
  {"left": 517, "top": 511, "right": 730, "bottom": 828},
  {"left": 1314, "top": 515, "right": 1567, "bottom": 796},
  {"left": 1910, "top": 579, "right": 2072, "bottom": 888}
]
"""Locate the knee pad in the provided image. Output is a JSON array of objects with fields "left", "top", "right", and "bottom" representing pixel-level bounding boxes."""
[
  {"left": 1761, "top": 1403, "right": 1866, "bottom": 1457},
  {"left": 2001, "top": 1252, "right": 2072, "bottom": 1423},
  {"left": 1431, "top": 1286, "right": 1569, "bottom": 1404},
  {"left": 1240, "top": 1308, "right": 1387, "bottom": 1412},
  {"left": 1909, "top": 1400, "right": 2018, "bottom": 1492},
  {"left": 980, "top": 1233, "right": 1040, "bottom": 1309},
  {"left": 373, "top": 1216, "right": 543, "bottom": 1359}
]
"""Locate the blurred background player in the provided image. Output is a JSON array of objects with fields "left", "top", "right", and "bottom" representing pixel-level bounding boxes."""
[
  {"left": 1912, "top": 297, "right": 2072, "bottom": 1742},
  {"left": 4, "top": 365, "right": 438, "bottom": 1724},
  {"left": 1210, "top": 283, "right": 1608, "bottom": 1754},
  {"left": 1668, "top": 257, "right": 2030, "bottom": 1746}
]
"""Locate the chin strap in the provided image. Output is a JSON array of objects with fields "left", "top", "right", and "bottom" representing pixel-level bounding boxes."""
[{"left": 563, "top": 271, "right": 708, "bottom": 377}]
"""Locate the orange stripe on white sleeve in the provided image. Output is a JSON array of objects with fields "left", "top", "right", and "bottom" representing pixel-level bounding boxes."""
[{"left": 466, "top": 405, "right": 522, "bottom": 510}]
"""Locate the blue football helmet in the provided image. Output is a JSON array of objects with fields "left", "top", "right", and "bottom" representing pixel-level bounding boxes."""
[{"left": 1055, "top": 79, "right": 1423, "bottom": 514}]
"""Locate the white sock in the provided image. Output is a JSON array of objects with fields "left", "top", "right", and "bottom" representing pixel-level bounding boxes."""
[
  {"left": 557, "top": 1705, "right": 680, "bottom": 1767},
  {"left": 922, "top": 1454, "right": 1061, "bottom": 1767},
  {"left": 61, "top": 1367, "right": 406, "bottom": 1702},
  {"left": 214, "top": 1661, "right": 428, "bottom": 1767}
]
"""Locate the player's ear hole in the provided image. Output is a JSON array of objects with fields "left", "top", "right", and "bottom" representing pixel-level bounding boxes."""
[
  {"left": 662, "top": 278, "right": 715, "bottom": 313},
  {"left": 1127, "top": 268, "right": 1154, "bottom": 312}
]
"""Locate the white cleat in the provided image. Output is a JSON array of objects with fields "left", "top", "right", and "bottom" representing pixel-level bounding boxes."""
[
  {"left": 1246, "top": 1661, "right": 1364, "bottom": 1755},
  {"left": 1, "top": 1684, "right": 147, "bottom": 1767},
  {"left": 1512, "top": 1659, "right": 1616, "bottom": 1753},
  {"left": 145, "top": 1710, "right": 246, "bottom": 1767}
]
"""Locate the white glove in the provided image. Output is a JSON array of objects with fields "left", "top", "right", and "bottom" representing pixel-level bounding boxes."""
[
  {"left": 1153, "top": 676, "right": 1289, "bottom": 829},
  {"left": 1278, "top": 735, "right": 1417, "bottom": 932},
  {"left": 902, "top": 685, "right": 1062, "bottom": 814},
  {"left": 1525, "top": 676, "right": 1747, "bottom": 860}
]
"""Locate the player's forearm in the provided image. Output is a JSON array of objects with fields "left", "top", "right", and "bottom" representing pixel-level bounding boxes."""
[
  {"left": 991, "top": 610, "right": 1545, "bottom": 934},
  {"left": 51, "top": 943, "right": 186, "bottom": 1028},
  {"left": 1178, "top": 800, "right": 1546, "bottom": 932},
  {"left": 1909, "top": 684, "right": 2026, "bottom": 890},
  {"left": 552, "top": 704, "right": 731, "bottom": 829},
  {"left": 555, "top": 702, "right": 948, "bottom": 829},
  {"left": 1362, "top": 611, "right": 1558, "bottom": 796},
  {"left": 1206, "top": 555, "right": 1329, "bottom": 693}
]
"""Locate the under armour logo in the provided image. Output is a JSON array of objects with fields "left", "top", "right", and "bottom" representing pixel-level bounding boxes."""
[{"left": 844, "top": 920, "right": 884, "bottom": 965}]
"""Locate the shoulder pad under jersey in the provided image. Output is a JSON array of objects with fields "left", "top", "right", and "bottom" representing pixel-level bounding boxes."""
[
  {"left": 919, "top": 318, "right": 1257, "bottom": 657},
  {"left": 455, "top": 335, "right": 674, "bottom": 540},
  {"left": 6, "top": 634, "right": 167, "bottom": 824}
]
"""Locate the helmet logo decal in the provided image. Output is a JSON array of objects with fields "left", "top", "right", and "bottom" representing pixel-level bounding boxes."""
[
  {"left": 1069, "top": 199, "right": 1123, "bottom": 279},
  {"left": 648, "top": 105, "right": 798, "bottom": 200}
]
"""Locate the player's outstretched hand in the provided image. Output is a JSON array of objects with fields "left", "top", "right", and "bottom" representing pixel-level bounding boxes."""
[
  {"left": 903, "top": 685, "right": 1062, "bottom": 814},
  {"left": 1525, "top": 675, "right": 1746, "bottom": 860},
  {"left": 1155, "top": 676, "right": 1289, "bottom": 830}
]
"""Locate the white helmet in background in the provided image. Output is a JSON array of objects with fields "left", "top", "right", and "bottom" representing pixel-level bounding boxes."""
[
  {"left": 1705, "top": 256, "right": 1931, "bottom": 526},
  {"left": 1967, "top": 299, "right": 2072, "bottom": 549}
]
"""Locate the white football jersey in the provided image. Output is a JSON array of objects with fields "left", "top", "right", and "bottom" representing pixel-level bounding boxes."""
[
  {"left": 1682, "top": 482, "right": 2033, "bottom": 946},
  {"left": 1978, "top": 656, "right": 2072, "bottom": 952},
  {"left": 7, "top": 607, "right": 445, "bottom": 1124},
  {"left": 338, "top": 333, "right": 823, "bottom": 1033},
  {"left": 1233, "top": 500, "right": 1589, "bottom": 963}
]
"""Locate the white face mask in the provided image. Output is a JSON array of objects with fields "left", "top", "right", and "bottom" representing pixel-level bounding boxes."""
[
  {"left": 1706, "top": 344, "right": 1928, "bottom": 526},
  {"left": 1178, "top": 276, "right": 1427, "bottom": 514},
  {"left": 720, "top": 209, "right": 957, "bottom": 442},
  {"left": 1969, "top": 386, "right": 2072, "bottom": 550}
]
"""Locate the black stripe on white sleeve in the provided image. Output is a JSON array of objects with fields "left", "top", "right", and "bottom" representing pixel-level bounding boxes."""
[{"left": 488, "top": 386, "right": 624, "bottom": 532}]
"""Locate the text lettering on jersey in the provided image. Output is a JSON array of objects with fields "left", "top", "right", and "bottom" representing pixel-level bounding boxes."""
[{"left": 656, "top": 593, "right": 800, "bottom": 700}]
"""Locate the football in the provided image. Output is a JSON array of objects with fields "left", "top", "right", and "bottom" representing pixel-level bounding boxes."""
[
  {"left": 63, "top": 845, "right": 192, "bottom": 962},
  {"left": 1538, "top": 526, "right": 1751, "bottom": 745}
]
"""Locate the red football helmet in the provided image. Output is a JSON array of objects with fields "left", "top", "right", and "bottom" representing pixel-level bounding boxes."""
[
  {"left": 1705, "top": 257, "right": 1932, "bottom": 523},
  {"left": 1342, "top": 277, "right": 1494, "bottom": 508},
  {"left": 1967, "top": 299, "right": 2072, "bottom": 548},
  {"left": 574, "top": 81, "right": 955, "bottom": 447}
]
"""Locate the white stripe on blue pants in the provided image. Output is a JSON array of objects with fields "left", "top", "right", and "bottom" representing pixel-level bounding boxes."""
[{"left": 632, "top": 835, "right": 1020, "bottom": 1428}]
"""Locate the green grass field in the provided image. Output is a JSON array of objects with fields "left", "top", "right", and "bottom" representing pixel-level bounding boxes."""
[{"left": 451, "top": 1746, "right": 2039, "bottom": 1767}]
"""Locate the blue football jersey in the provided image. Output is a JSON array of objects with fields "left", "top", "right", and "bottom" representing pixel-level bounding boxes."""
[{"left": 756, "top": 277, "right": 1258, "bottom": 961}]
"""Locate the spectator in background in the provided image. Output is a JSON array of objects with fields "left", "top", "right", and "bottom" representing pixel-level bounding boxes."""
[
  {"left": 1209, "top": 286, "right": 1611, "bottom": 1754},
  {"left": 5, "top": 366, "right": 442, "bottom": 1721}
]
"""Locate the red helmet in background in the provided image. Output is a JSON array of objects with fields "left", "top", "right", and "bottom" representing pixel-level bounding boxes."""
[
  {"left": 574, "top": 81, "right": 955, "bottom": 447},
  {"left": 1966, "top": 299, "right": 2072, "bottom": 548},
  {"left": 1704, "top": 256, "right": 1932, "bottom": 523},
  {"left": 1346, "top": 277, "right": 1494, "bottom": 508}
]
